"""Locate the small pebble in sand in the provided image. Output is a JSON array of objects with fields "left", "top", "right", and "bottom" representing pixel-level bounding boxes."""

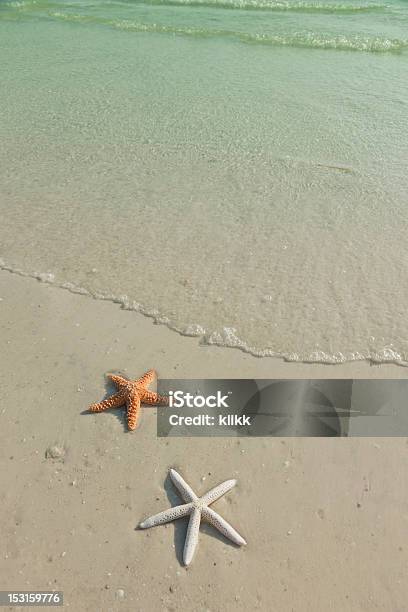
[
  {"left": 115, "top": 589, "right": 125, "bottom": 600},
  {"left": 45, "top": 445, "right": 66, "bottom": 461}
]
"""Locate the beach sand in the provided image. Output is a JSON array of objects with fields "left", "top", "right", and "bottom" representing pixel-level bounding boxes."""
[{"left": 1, "top": 269, "right": 408, "bottom": 612}]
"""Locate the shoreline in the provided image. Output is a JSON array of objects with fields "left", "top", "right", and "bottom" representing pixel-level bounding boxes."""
[
  {"left": 1, "top": 269, "right": 408, "bottom": 611},
  {"left": 1, "top": 267, "right": 407, "bottom": 375}
]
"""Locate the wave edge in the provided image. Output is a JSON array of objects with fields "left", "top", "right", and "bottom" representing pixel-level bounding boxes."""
[
  {"left": 1, "top": 259, "right": 407, "bottom": 367},
  {"left": 43, "top": 12, "right": 408, "bottom": 53}
]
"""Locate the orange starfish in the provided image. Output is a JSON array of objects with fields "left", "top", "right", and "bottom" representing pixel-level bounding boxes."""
[{"left": 89, "top": 369, "right": 168, "bottom": 430}]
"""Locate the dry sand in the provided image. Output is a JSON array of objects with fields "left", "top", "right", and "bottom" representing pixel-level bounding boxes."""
[{"left": 1, "top": 269, "right": 408, "bottom": 612}]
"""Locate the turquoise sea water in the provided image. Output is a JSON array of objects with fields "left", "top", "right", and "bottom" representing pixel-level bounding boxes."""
[{"left": 0, "top": 0, "right": 407, "bottom": 363}]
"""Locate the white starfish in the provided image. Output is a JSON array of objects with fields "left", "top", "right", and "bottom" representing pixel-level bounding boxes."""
[{"left": 139, "top": 468, "right": 247, "bottom": 566}]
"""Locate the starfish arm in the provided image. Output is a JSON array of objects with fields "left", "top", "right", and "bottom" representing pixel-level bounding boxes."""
[
  {"left": 139, "top": 503, "right": 192, "bottom": 528},
  {"left": 126, "top": 392, "right": 141, "bottom": 430},
  {"left": 201, "top": 479, "right": 237, "bottom": 505},
  {"left": 170, "top": 469, "right": 199, "bottom": 503},
  {"left": 183, "top": 508, "right": 201, "bottom": 566},
  {"left": 202, "top": 507, "right": 247, "bottom": 546},
  {"left": 107, "top": 374, "right": 129, "bottom": 388},
  {"left": 89, "top": 391, "right": 125, "bottom": 412},
  {"left": 141, "top": 390, "right": 169, "bottom": 406},
  {"left": 137, "top": 369, "right": 156, "bottom": 388}
]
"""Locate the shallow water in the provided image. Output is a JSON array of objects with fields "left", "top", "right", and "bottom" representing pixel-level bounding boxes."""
[{"left": 1, "top": 0, "right": 408, "bottom": 363}]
